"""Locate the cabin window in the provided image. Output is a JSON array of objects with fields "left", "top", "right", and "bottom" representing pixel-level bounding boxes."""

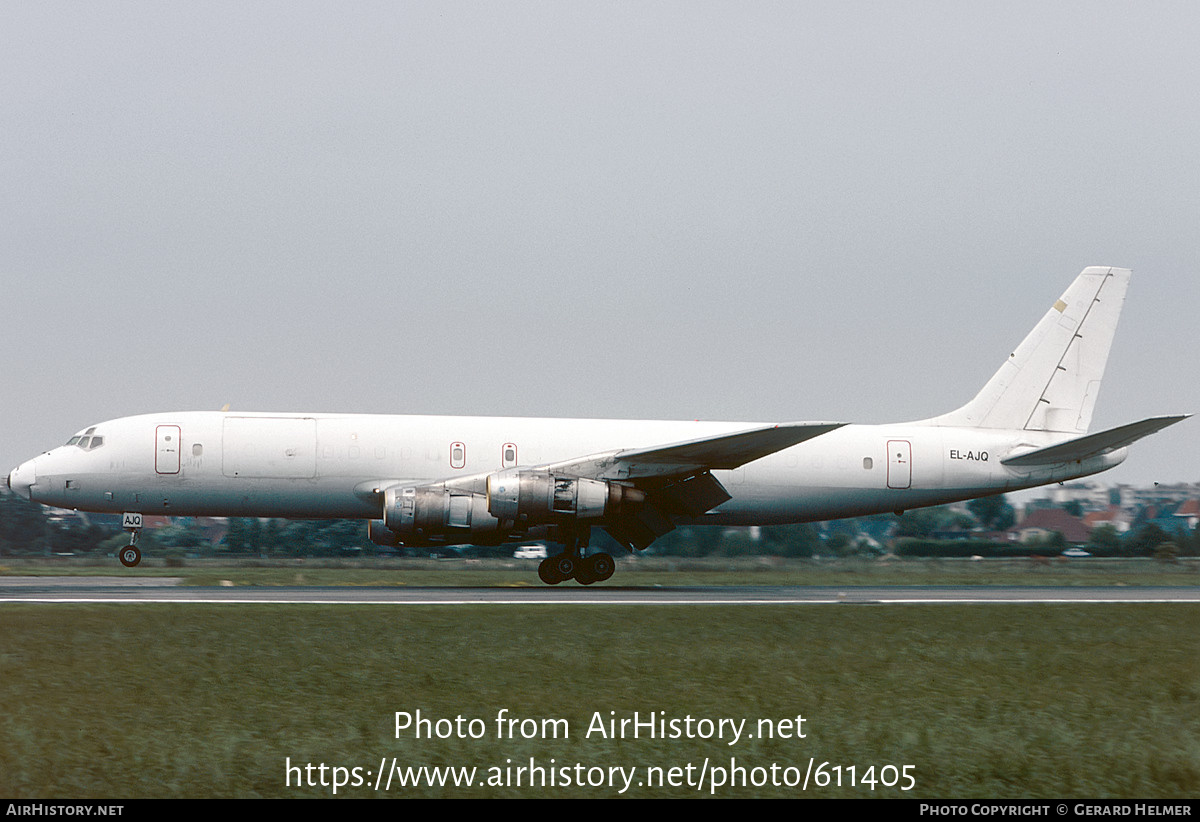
[
  {"left": 193, "top": 444, "right": 203, "bottom": 457},
  {"left": 502, "top": 443, "right": 517, "bottom": 468},
  {"left": 451, "top": 442, "right": 466, "bottom": 469},
  {"left": 863, "top": 457, "right": 873, "bottom": 469}
]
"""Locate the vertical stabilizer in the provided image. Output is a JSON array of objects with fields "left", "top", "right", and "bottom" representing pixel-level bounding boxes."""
[{"left": 930, "top": 267, "right": 1130, "bottom": 434}]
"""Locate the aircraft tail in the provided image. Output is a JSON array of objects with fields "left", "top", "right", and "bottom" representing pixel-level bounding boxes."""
[{"left": 930, "top": 267, "right": 1130, "bottom": 434}]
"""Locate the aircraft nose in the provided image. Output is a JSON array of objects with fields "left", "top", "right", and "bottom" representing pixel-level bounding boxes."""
[{"left": 7, "top": 460, "right": 36, "bottom": 500}]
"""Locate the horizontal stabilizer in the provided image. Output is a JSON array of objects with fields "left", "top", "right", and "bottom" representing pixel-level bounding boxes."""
[{"left": 1000, "top": 415, "right": 1190, "bottom": 466}]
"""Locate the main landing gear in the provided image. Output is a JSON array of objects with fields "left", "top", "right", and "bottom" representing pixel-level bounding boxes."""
[
  {"left": 538, "top": 551, "right": 615, "bottom": 585},
  {"left": 537, "top": 525, "right": 615, "bottom": 585},
  {"left": 119, "top": 512, "right": 143, "bottom": 567}
]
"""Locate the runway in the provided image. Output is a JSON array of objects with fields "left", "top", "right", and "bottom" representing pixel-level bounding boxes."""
[{"left": 2, "top": 577, "right": 1199, "bottom": 604}]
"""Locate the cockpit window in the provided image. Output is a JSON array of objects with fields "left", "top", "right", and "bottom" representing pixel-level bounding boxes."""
[{"left": 67, "top": 429, "right": 106, "bottom": 451}]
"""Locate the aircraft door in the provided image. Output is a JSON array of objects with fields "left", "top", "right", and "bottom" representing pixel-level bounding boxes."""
[
  {"left": 887, "top": 440, "right": 911, "bottom": 489},
  {"left": 156, "top": 425, "right": 181, "bottom": 475}
]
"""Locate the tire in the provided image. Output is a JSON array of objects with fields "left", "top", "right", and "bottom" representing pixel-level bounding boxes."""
[
  {"left": 538, "top": 556, "right": 563, "bottom": 585},
  {"left": 589, "top": 552, "right": 615, "bottom": 582}
]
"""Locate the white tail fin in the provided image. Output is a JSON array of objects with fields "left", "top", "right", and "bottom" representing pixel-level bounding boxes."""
[{"left": 931, "top": 267, "right": 1130, "bottom": 434}]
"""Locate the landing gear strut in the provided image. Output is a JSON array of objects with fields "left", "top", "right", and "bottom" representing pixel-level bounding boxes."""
[
  {"left": 536, "top": 526, "right": 615, "bottom": 586},
  {"left": 120, "top": 512, "right": 143, "bottom": 568}
]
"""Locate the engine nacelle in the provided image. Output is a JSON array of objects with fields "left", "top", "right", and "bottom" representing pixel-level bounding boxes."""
[
  {"left": 375, "top": 472, "right": 648, "bottom": 547},
  {"left": 382, "top": 486, "right": 501, "bottom": 546},
  {"left": 486, "top": 469, "right": 644, "bottom": 524}
]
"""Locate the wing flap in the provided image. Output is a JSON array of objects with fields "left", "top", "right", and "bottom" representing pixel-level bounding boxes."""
[
  {"left": 1000, "top": 415, "right": 1189, "bottom": 466},
  {"left": 658, "top": 471, "right": 732, "bottom": 517}
]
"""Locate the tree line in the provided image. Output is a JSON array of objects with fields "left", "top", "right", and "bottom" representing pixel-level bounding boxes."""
[{"left": 1, "top": 489, "right": 1196, "bottom": 559}]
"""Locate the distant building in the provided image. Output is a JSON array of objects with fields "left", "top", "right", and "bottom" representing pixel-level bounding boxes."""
[
  {"left": 1082, "top": 506, "right": 1131, "bottom": 534},
  {"left": 1134, "top": 499, "right": 1200, "bottom": 537},
  {"left": 1122, "top": 482, "right": 1200, "bottom": 507},
  {"left": 1048, "top": 482, "right": 1113, "bottom": 509},
  {"left": 1009, "top": 508, "right": 1091, "bottom": 545},
  {"left": 1174, "top": 499, "right": 1200, "bottom": 529}
]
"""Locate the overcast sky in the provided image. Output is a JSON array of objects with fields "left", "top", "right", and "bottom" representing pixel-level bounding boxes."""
[{"left": 2, "top": 2, "right": 1197, "bottom": 489}]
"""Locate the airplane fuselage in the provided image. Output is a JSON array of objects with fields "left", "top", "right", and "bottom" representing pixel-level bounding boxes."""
[{"left": 9, "top": 410, "right": 1125, "bottom": 525}]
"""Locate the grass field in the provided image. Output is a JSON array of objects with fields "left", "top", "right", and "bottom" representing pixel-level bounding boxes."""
[
  {"left": 1, "top": 602, "right": 1197, "bottom": 798},
  {"left": 3, "top": 555, "right": 1200, "bottom": 587}
]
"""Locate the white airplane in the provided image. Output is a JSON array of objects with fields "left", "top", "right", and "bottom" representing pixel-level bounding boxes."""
[{"left": 6, "top": 267, "right": 1187, "bottom": 584}]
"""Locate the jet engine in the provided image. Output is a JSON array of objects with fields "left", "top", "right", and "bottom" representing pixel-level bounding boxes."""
[
  {"left": 372, "top": 469, "right": 648, "bottom": 547},
  {"left": 485, "top": 468, "right": 645, "bottom": 523},
  {"left": 381, "top": 486, "right": 501, "bottom": 546}
]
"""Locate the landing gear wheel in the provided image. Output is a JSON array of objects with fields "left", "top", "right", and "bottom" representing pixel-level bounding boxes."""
[
  {"left": 553, "top": 554, "right": 577, "bottom": 581},
  {"left": 576, "top": 561, "right": 597, "bottom": 586},
  {"left": 538, "top": 556, "right": 563, "bottom": 585},
  {"left": 588, "top": 552, "right": 615, "bottom": 583},
  {"left": 119, "top": 546, "right": 142, "bottom": 568}
]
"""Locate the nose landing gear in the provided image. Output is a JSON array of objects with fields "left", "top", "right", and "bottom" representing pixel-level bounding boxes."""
[{"left": 119, "top": 512, "right": 143, "bottom": 567}]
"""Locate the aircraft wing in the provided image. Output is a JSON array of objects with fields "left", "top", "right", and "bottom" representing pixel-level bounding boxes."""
[
  {"left": 1000, "top": 415, "right": 1190, "bottom": 467},
  {"left": 543, "top": 421, "right": 847, "bottom": 480},
  {"left": 536, "top": 421, "right": 846, "bottom": 551},
  {"left": 421, "top": 421, "right": 845, "bottom": 552}
]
